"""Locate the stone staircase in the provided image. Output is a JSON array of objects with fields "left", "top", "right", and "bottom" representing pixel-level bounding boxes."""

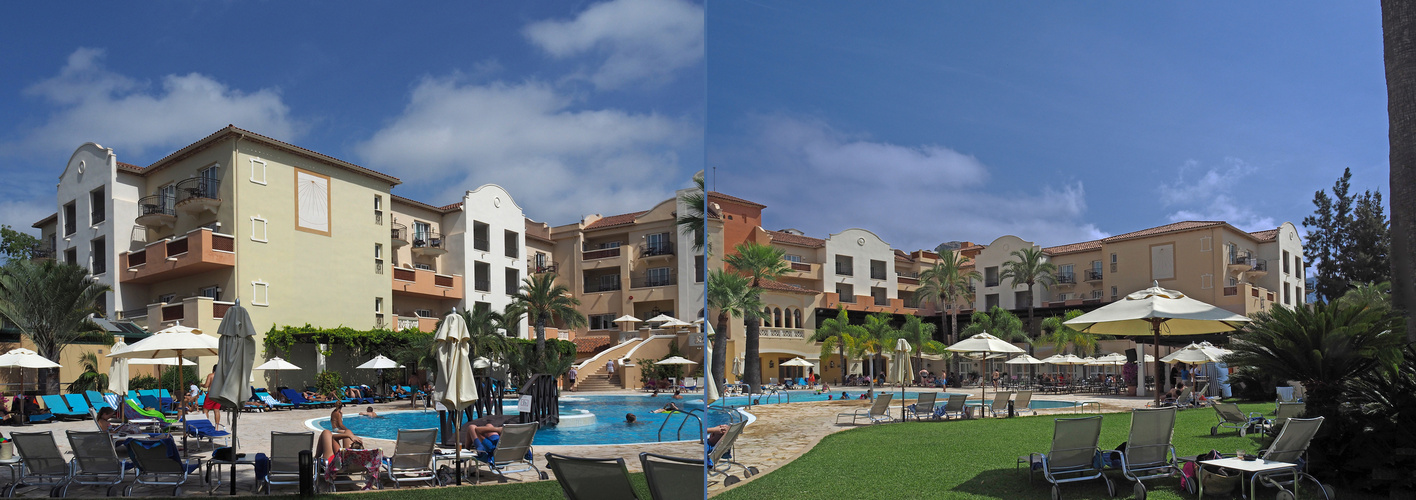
[{"left": 572, "top": 373, "right": 622, "bottom": 392}]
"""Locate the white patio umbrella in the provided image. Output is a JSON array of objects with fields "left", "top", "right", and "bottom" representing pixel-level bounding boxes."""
[
  {"left": 890, "top": 339, "right": 913, "bottom": 421},
  {"left": 1006, "top": 353, "right": 1044, "bottom": 382},
  {"left": 209, "top": 300, "right": 256, "bottom": 494},
  {"left": 613, "top": 315, "right": 641, "bottom": 333},
  {"left": 945, "top": 332, "right": 1025, "bottom": 408},
  {"left": 0, "top": 348, "right": 62, "bottom": 426},
  {"left": 1065, "top": 282, "right": 1251, "bottom": 404},
  {"left": 645, "top": 314, "right": 678, "bottom": 324},
  {"left": 254, "top": 357, "right": 302, "bottom": 392},
  {"left": 107, "top": 323, "right": 221, "bottom": 450},
  {"left": 358, "top": 354, "right": 403, "bottom": 389},
  {"left": 1161, "top": 344, "right": 1221, "bottom": 365},
  {"left": 781, "top": 357, "right": 813, "bottom": 384},
  {"left": 108, "top": 341, "right": 130, "bottom": 396},
  {"left": 128, "top": 357, "right": 197, "bottom": 366},
  {"left": 655, "top": 356, "right": 697, "bottom": 366},
  {"left": 433, "top": 311, "right": 478, "bottom": 485}
]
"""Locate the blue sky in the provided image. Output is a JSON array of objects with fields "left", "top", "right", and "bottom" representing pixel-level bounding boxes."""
[
  {"left": 0, "top": 0, "right": 703, "bottom": 232},
  {"left": 707, "top": 2, "right": 1390, "bottom": 251}
]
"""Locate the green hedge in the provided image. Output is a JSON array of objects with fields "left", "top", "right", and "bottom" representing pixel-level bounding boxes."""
[{"left": 261, "top": 324, "right": 575, "bottom": 360}]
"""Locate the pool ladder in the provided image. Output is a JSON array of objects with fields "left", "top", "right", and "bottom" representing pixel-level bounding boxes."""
[{"left": 657, "top": 408, "right": 704, "bottom": 442}]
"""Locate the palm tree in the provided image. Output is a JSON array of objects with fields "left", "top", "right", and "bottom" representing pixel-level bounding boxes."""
[
  {"left": 917, "top": 248, "right": 981, "bottom": 344},
  {"left": 999, "top": 247, "right": 1057, "bottom": 336},
  {"left": 0, "top": 259, "right": 109, "bottom": 392},
  {"left": 883, "top": 315, "right": 944, "bottom": 377},
  {"left": 677, "top": 171, "right": 706, "bottom": 253},
  {"left": 841, "top": 326, "right": 881, "bottom": 386},
  {"left": 458, "top": 306, "right": 513, "bottom": 364},
  {"left": 961, "top": 306, "right": 1032, "bottom": 376},
  {"left": 511, "top": 273, "right": 587, "bottom": 359},
  {"left": 1039, "top": 310, "right": 1100, "bottom": 356},
  {"left": 1225, "top": 297, "right": 1405, "bottom": 423},
  {"left": 723, "top": 242, "right": 790, "bottom": 393},
  {"left": 706, "top": 269, "right": 760, "bottom": 394},
  {"left": 1337, "top": 281, "right": 1392, "bottom": 311},
  {"left": 1382, "top": 0, "right": 1416, "bottom": 343},
  {"left": 860, "top": 313, "right": 896, "bottom": 384},
  {"left": 70, "top": 352, "right": 109, "bottom": 393},
  {"left": 810, "top": 306, "right": 867, "bottom": 383}
]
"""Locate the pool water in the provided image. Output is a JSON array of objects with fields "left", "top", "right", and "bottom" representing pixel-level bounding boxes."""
[
  {"left": 311, "top": 395, "right": 739, "bottom": 446},
  {"left": 705, "top": 390, "right": 1079, "bottom": 410}
]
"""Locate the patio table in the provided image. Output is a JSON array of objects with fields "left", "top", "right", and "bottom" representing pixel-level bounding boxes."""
[{"left": 1197, "top": 457, "right": 1298, "bottom": 499}]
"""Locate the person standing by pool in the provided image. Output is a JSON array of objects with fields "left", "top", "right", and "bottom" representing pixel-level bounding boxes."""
[
  {"left": 201, "top": 365, "right": 222, "bottom": 427},
  {"left": 568, "top": 366, "right": 578, "bottom": 392},
  {"left": 605, "top": 360, "right": 616, "bottom": 381}
]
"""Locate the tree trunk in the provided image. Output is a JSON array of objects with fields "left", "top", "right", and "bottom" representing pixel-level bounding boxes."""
[
  {"left": 744, "top": 316, "right": 761, "bottom": 393},
  {"left": 1026, "top": 284, "right": 1037, "bottom": 337},
  {"left": 535, "top": 315, "right": 546, "bottom": 359},
  {"left": 838, "top": 344, "right": 847, "bottom": 383},
  {"left": 712, "top": 312, "right": 729, "bottom": 395},
  {"left": 1385, "top": 0, "right": 1416, "bottom": 343}
]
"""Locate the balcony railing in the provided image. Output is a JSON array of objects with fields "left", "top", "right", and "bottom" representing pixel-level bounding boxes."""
[
  {"left": 1085, "top": 269, "right": 1103, "bottom": 281},
  {"left": 27, "top": 244, "right": 55, "bottom": 260},
  {"left": 120, "top": 229, "right": 236, "bottom": 284},
  {"left": 837, "top": 294, "right": 856, "bottom": 303},
  {"left": 1250, "top": 259, "right": 1268, "bottom": 272},
  {"left": 530, "top": 263, "right": 559, "bottom": 274},
  {"left": 1056, "top": 273, "right": 1076, "bottom": 284},
  {"left": 391, "top": 267, "right": 463, "bottom": 300},
  {"left": 412, "top": 232, "right": 443, "bottom": 250},
  {"left": 391, "top": 223, "right": 408, "bottom": 246},
  {"left": 873, "top": 295, "right": 889, "bottom": 306},
  {"left": 473, "top": 237, "right": 490, "bottom": 252},
  {"left": 1229, "top": 251, "right": 1253, "bottom": 265},
  {"left": 176, "top": 177, "right": 220, "bottom": 203},
  {"left": 639, "top": 242, "right": 675, "bottom": 258},
  {"left": 870, "top": 270, "right": 887, "bottom": 280},
  {"left": 762, "top": 328, "right": 806, "bottom": 339},
  {"left": 474, "top": 280, "right": 490, "bottom": 292},
  {"left": 631, "top": 274, "right": 677, "bottom": 289},
  {"left": 835, "top": 265, "right": 853, "bottom": 276},
  {"left": 789, "top": 261, "right": 811, "bottom": 272},
  {"left": 136, "top": 194, "right": 177, "bottom": 227},
  {"left": 985, "top": 278, "right": 1000, "bottom": 287},
  {"left": 582, "top": 246, "right": 621, "bottom": 260},
  {"left": 584, "top": 280, "right": 622, "bottom": 293},
  {"left": 897, "top": 275, "right": 919, "bottom": 285}
]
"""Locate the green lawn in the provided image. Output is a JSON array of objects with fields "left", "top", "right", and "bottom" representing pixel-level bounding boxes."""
[{"left": 714, "top": 403, "right": 1378, "bottom": 500}]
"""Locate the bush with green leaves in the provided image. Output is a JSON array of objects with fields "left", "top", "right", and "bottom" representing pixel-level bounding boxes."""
[{"left": 315, "top": 370, "right": 343, "bottom": 399}]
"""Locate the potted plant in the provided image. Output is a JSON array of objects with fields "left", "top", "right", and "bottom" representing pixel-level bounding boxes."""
[{"left": 1122, "top": 362, "right": 1138, "bottom": 397}]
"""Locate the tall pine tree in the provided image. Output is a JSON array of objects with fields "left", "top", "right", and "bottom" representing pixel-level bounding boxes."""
[{"left": 1302, "top": 168, "right": 1391, "bottom": 302}]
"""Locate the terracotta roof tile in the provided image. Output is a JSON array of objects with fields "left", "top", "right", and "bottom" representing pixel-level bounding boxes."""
[
  {"left": 1043, "top": 240, "right": 1103, "bottom": 256},
  {"left": 1101, "top": 221, "right": 1225, "bottom": 243},
  {"left": 32, "top": 212, "right": 57, "bottom": 228},
  {"left": 573, "top": 336, "right": 613, "bottom": 353},
  {"left": 756, "top": 279, "right": 819, "bottom": 295},
  {"left": 525, "top": 219, "right": 554, "bottom": 243},
  {"left": 142, "top": 125, "right": 400, "bottom": 185},
  {"left": 1248, "top": 229, "right": 1278, "bottom": 242},
  {"left": 390, "top": 194, "right": 461, "bottom": 214},
  {"left": 707, "top": 191, "right": 766, "bottom": 208},
  {"left": 116, "top": 162, "right": 143, "bottom": 173},
  {"left": 585, "top": 212, "right": 646, "bottom": 230},
  {"left": 894, "top": 249, "right": 914, "bottom": 261},
  {"left": 766, "top": 230, "right": 825, "bottom": 248}
]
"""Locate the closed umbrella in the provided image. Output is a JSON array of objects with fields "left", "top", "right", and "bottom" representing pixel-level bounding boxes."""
[
  {"left": 1065, "top": 282, "right": 1251, "bottom": 404},
  {"left": 946, "top": 332, "right": 1024, "bottom": 408},
  {"left": 433, "top": 311, "right": 478, "bottom": 485},
  {"left": 890, "top": 339, "right": 912, "bottom": 421},
  {"left": 704, "top": 323, "right": 720, "bottom": 407},
  {"left": 108, "top": 341, "right": 130, "bottom": 396},
  {"left": 254, "top": 357, "right": 302, "bottom": 394},
  {"left": 210, "top": 300, "right": 257, "bottom": 495}
]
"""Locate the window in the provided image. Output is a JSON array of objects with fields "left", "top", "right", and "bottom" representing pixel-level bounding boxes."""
[
  {"left": 1109, "top": 253, "right": 1117, "bottom": 273},
  {"left": 872, "top": 287, "right": 888, "bottom": 306},
  {"left": 505, "top": 268, "right": 519, "bottom": 295},
  {"left": 1295, "top": 256, "right": 1303, "bottom": 279},
  {"left": 89, "top": 238, "right": 105, "bottom": 274},
  {"left": 413, "top": 221, "right": 432, "bottom": 243},
  {"left": 647, "top": 266, "right": 672, "bottom": 287},
  {"left": 1014, "top": 290, "right": 1029, "bottom": 307},
  {"left": 589, "top": 313, "right": 618, "bottom": 330},
  {"left": 598, "top": 274, "right": 620, "bottom": 291},
  {"left": 158, "top": 293, "right": 177, "bottom": 304},
  {"left": 1199, "top": 236, "right": 1212, "bottom": 252},
  {"left": 695, "top": 255, "right": 705, "bottom": 282},
  {"left": 414, "top": 309, "right": 433, "bottom": 318},
  {"left": 90, "top": 188, "right": 105, "bottom": 225},
  {"left": 870, "top": 260, "right": 887, "bottom": 280},
  {"left": 158, "top": 184, "right": 176, "bottom": 212},
  {"left": 64, "top": 248, "right": 77, "bottom": 266},
  {"left": 784, "top": 254, "right": 803, "bottom": 263},
  {"left": 1110, "top": 286, "right": 1118, "bottom": 300},
  {"left": 472, "top": 221, "right": 490, "bottom": 252},
  {"left": 199, "top": 286, "right": 220, "bottom": 300},
  {"left": 473, "top": 302, "right": 491, "bottom": 313},
  {"left": 1201, "top": 274, "right": 1213, "bottom": 289},
  {"left": 985, "top": 293, "right": 999, "bottom": 309},
  {"left": 63, "top": 201, "right": 76, "bottom": 235},
  {"left": 414, "top": 263, "right": 435, "bottom": 271},
  {"left": 373, "top": 195, "right": 382, "bottom": 225},
  {"left": 375, "top": 243, "right": 383, "bottom": 260},
  {"left": 773, "top": 308, "right": 782, "bottom": 327},
  {"left": 1091, "top": 289, "right": 1103, "bottom": 300},
  {"left": 984, "top": 266, "right": 999, "bottom": 287},
  {"left": 199, "top": 165, "right": 220, "bottom": 197},
  {"left": 835, "top": 255, "right": 853, "bottom": 276},
  {"left": 1058, "top": 264, "right": 1074, "bottom": 283},
  {"left": 474, "top": 262, "right": 490, "bottom": 292},
  {"left": 251, "top": 281, "right": 269, "bottom": 306},
  {"left": 1283, "top": 284, "right": 1291, "bottom": 305},
  {"left": 1282, "top": 251, "right": 1291, "bottom": 274},
  {"left": 836, "top": 283, "right": 855, "bottom": 302},
  {"left": 249, "top": 158, "right": 267, "bottom": 184},
  {"left": 645, "top": 232, "right": 671, "bottom": 256},
  {"left": 504, "top": 230, "right": 519, "bottom": 258},
  {"left": 250, "top": 216, "right": 268, "bottom": 242},
  {"left": 375, "top": 297, "right": 383, "bottom": 313},
  {"left": 1090, "top": 261, "right": 1103, "bottom": 280}
]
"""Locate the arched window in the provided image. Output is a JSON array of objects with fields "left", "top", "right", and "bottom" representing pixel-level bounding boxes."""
[
  {"left": 774, "top": 307, "right": 783, "bottom": 328},
  {"left": 784, "top": 308, "right": 793, "bottom": 328},
  {"left": 794, "top": 309, "right": 803, "bottom": 329}
]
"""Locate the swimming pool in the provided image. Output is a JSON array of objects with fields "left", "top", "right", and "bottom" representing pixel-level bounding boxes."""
[
  {"left": 309, "top": 395, "right": 743, "bottom": 446},
  {"left": 702, "top": 390, "right": 1079, "bottom": 409}
]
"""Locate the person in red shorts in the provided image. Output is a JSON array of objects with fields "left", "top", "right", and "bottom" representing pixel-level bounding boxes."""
[{"left": 201, "top": 366, "right": 222, "bottom": 428}]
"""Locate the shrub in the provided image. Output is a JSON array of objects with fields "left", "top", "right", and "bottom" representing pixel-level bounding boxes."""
[
  {"left": 315, "top": 370, "right": 343, "bottom": 399},
  {"left": 128, "top": 375, "right": 157, "bottom": 391}
]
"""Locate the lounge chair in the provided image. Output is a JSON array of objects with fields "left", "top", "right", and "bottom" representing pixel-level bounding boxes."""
[
  {"left": 1263, "top": 402, "right": 1306, "bottom": 436},
  {"left": 545, "top": 454, "right": 642, "bottom": 500},
  {"left": 252, "top": 389, "right": 295, "bottom": 411},
  {"left": 63, "top": 394, "right": 95, "bottom": 416},
  {"left": 835, "top": 393, "right": 895, "bottom": 425},
  {"left": 1211, "top": 402, "right": 1264, "bottom": 437},
  {"left": 706, "top": 421, "right": 756, "bottom": 487},
  {"left": 279, "top": 389, "right": 326, "bottom": 409},
  {"left": 1275, "top": 386, "right": 1298, "bottom": 403},
  {"left": 63, "top": 430, "right": 131, "bottom": 497},
  {"left": 939, "top": 393, "right": 969, "bottom": 420},
  {"left": 124, "top": 438, "right": 201, "bottom": 496},
  {"left": 1028, "top": 416, "right": 1114, "bottom": 498},
  {"left": 903, "top": 392, "right": 938, "bottom": 421},
  {"left": 473, "top": 422, "right": 547, "bottom": 483},
  {"left": 1158, "top": 387, "right": 1192, "bottom": 408},
  {"left": 83, "top": 391, "right": 113, "bottom": 411},
  {"left": 138, "top": 395, "right": 178, "bottom": 416},
  {"left": 640, "top": 452, "right": 706, "bottom": 500},
  {"left": 39, "top": 395, "right": 86, "bottom": 420},
  {"left": 983, "top": 391, "right": 1014, "bottom": 417},
  {"left": 5, "top": 431, "right": 72, "bottom": 497},
  {"left": 184, "top": 419, "right": 231, "bottom": 450},
  {"left": 260, "top": 431, "right": 313, "bottom": 494},
  {"left": 318, "top": 448, "right": 383, "bottom": 492},
  {"left": 1247, "top": 417, "right": 1332, "bottom": 500},
  {"left": 1118, "top": 408, "right": 1182, "bottom": 499},
  {"left": 1014, "top": 390, "right": 1036, "bottom": 416},
  {"left": 382, "top": 428, "right": 437, "bottom": 488},
  {"left": 125, "top": 398, "right": 178, "bottom": 425}
]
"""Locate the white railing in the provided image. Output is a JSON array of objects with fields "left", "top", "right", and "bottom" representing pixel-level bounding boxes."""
[
  {"left": 762, "top": 328, "right": 806, "bottom": 339},
  {"left": 397, "top": 318, "right": 420, "bottom": 330}
]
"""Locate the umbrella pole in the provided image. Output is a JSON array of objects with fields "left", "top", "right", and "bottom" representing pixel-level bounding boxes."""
[
  {"left": 1152, "top": 322, "right": 1162, "bottom": 406},
  {"left": 454, "top": 413, "right": 463, "bottom": 485}
]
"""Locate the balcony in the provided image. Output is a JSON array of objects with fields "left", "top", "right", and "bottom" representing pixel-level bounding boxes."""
[
  {"left": 631, "top": 273, "right": 677, "bottom": 289},
  {"left": 391, "top": 267, "right": 463, "bottom": 300},
  {"left": 870, "top": 270, "right": 887, "bottom": 280},
  {"left": 1228, "top": 252, "right": 1254, "bottom": 273},
  {"left": 781, "top": 260, "right": 822, "bottom": 281},
  {"left": 584, "top": 280, "right": 622, "bottom": 293},
  {"left": 391, "top": 223, "right": 409, "bottom": 247},
  {"left": 638, "top": 242, "right": 675, "bottom": 259},
  {"left": 175, "top": 177, "right": 220, "bottom": 216},
  {"left": 530, "top": 262, "right": 559, "bottom": 275},
  {"left": 143, "top": 296, "right": 233, "bottom": 331},
  {"left": 395, "top": 315, "right": 440, "bottom": 332},
  {"left": 873, "top": 295, "right": 889, "bottom": 306},
  {"left": 120, "top": 228, "right": 235, "bottom": 284},
  {"left": 835, "top": 265, "right": 853, "bottom": 276},
  {"left": 27, "top": 244, "right": 55, "bottom": 261},
  {"left": 761, "top": 328, "right": 806, "bottom": 339},
  {"left": 582, "top": 244, "right": 622, "bottom": 261},
  {"left": 1246, "top": 258, "right": 1269, "bottom": 277},
  {"left": 411, "top": 232, "right": 446, "bottom": 257},
  {"left": 1084, "top": 270, "right": 1103, "bottom": 282},
  {"left": 1056, "top": 273, "right": 1076, "bottom": 285},
  {"left": 135, "top": 194, "right": 176, "bottom": 228}
]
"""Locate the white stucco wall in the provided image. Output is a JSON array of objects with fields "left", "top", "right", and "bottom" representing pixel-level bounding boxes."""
[
  {"left": 971, "top": 235, "right": 1042, "bottom": 310},
  {"left": 461, "top": 184, "right": 528, "bottom": 337},
  {"left": 823, "top": 228, "right": 895, "bottom": 301},
  {"left": 56, "top": 143, "right": 127, "bottom": 316}
]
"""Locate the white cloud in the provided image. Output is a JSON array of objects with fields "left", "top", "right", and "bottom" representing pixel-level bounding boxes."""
[
  {"left": 0, "top": 198, "right": 53, "bottom": 237},
  {"left": 357, "top": 77, "right": 696, "bottom": 223},
  {"left": 716, "top": 115, "right": 1109, "bottom": 250},
  {"left": 1157, "top": 158, "right": 1276, "bottom": 232},
  {"left": 13, "top": 48, "right": 302, "bottom": 157},
  {"left": 523, "top": 0, "right": 703, "bottom": 89}
]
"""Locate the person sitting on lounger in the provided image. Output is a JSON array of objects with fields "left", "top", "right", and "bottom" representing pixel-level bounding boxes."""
[
  {"left": 1165, "top": 381, "right": 1186, "bottom": 401},
  {"left": 94, "top": 407, "right": 144, "bottom": 436},
  {"left": 457, "top": 422, "right": 506, "bottom": 457}
]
